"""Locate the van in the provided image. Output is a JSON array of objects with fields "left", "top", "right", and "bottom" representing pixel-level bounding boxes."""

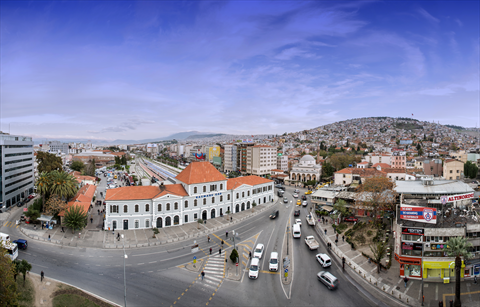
[
  {"left": 249, "top": 258, "right": 260, "bottom": 279},
  {"left": 269, "top": 252, "right": 279, "bottom": 271},
  {"left": 292, "top": 224, "right": 301, "bottom": 239}
]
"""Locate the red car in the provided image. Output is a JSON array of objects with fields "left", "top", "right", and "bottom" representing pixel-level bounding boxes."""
[
  {"left": 27, "top": 195, "right": 35, "bottom": 200},
  {"left": 344, "top": 216, "right": 358, "bottom": 222}
]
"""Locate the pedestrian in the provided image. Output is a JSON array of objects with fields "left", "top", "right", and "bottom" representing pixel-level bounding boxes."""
[
  {"left": 201, "top": 271, "right": 205, "bottom": 280},
  {"left": 208, "top": 236, "right": 210, "bottom": 243},
  {"left": 475, "top": 276, "right": 477, "bottom": 284},
  {"left": 324, "top": 229, "right": 327, "bottom": 235},
  {"left": 41, "top": 223, "right": 44, "bottom": 230},
  {"left": 335, "top": 238, "right": 338, "bottom": 245},
  {"left": 230, "top": 217, "right": 232, "bottom": 222},
  {"left": 219, "top": 249, "right": 221, "bottom": 255},
  {"left": 226, "top": 231, "right": 228, "bottom": 238},
  {"left": 438, "top": 301, "right": 443, "bottom": 307},
  {"left": 221, "top": 240, "right": 224, "bottom": 247},
  {"left": 48, "top": 235, "right": 51, "bottom": 241},
  {"left": 336, "top": 233, "right": 338, "bottom": 240},
  {"left": 34, "top": 225, "right": 37, "bottom": 230},
  {"left": 249, "top": 251, "right": 252, "bottom": 259},
  {"left": 210, "top": 248, "right": 212, "bottom": 254},
  {"left": 61, "top": 226, "right": 64, "bottom": 233},
  {"left": 117, "top": 233, "right": 120, "bottom": 241},
  {"left": 342, "top": 235, "right": 345, "bottom": 242},
  {"left": 112, "top": 230, "right": 115, "bottom": 236},
  {"left": 90, "top": 218, "right": 93, "bottom": 224},
  {"left": 98, "top": 209, "right": 100, "bottom": 215},
  {"left": 342, "top": 257, "right": 345, "bottom": 270},
  {"left": 404, "top": 276, "right": 409, "bottom": 288},
  {"left": 41, "top": 271, "right": 44, "bottom": 282}
]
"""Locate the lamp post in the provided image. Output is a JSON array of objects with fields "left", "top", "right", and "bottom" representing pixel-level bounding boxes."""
[
  {"left": 421, "top": 236, "right": 424, "bottom": 306},
  {"left": 122, "top": 234, "right": 127, "bottom": 307}
]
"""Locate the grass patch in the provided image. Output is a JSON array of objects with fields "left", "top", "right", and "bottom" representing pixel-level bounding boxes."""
[
  {"left": 53, "top": 294, "right": 100, "bottom": 307},
  {"left": 16, "top": 276, "right": 35, "bottom": 307},
  {"left": 335, "top": 223, "right": 348, "bottom": 234}
]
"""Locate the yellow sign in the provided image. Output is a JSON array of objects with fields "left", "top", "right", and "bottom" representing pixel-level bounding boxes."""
[
  {"left": 208, "top": 146, "right": 220, "bottom": 161},
  {"left": 193, "top": 259, "right": 197, "bottom": 264}
]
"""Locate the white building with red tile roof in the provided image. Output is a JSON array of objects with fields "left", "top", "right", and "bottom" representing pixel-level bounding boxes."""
[{"left": 104, "top": 161, "right": 274, "bottom": 230}]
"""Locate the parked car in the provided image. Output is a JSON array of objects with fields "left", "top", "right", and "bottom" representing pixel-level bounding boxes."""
[
  {"left": 269, "top": 210, "right": 279, "bottom": 219},
  {"left": 294, "top": 210, "right": 300, "bottom": 216},
  {"left": 27, "top": 195, "right": 35, "bottom": 200},
  {"left": 275, "top": 184, "right": 283, "bottom": 188},
  {"left": 253, "top": 244, "right": 265, "bottom": 259},
  {"left": 344, "top": 216, "right": 358, "bottom": 222},
  {"left": 317, "top": 271, "right": 338, "bottom": 290}
]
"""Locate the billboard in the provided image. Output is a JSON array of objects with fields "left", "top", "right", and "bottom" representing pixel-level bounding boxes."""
[
  {"left": 445, "top": 193, "right": 474, "bottom": 202},
  {"left": 400, "top": 205, "right": 437, "bottom": 224},
  {"left": 208, "top": 146, "right": 220, "bottom": 161}
]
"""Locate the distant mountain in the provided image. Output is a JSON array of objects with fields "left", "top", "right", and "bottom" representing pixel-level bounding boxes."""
[{"left": 33, "top": 131, "right": 221, "bottom": 145}]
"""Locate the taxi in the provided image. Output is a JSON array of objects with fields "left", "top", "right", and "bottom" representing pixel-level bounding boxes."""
[
  {"left": 296, "top": 200, "right": 302, "bottom": 206},
  {"left": 305, "top": 190, "right": 312, "bottom": 195}
]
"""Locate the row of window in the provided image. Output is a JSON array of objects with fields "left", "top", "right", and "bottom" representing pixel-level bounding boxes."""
[
  {"left": 5, "top": 152, "right": 32, "bottom": 157},
  {"left": 4, "top": 158, "right": 33, "bottom": 165},
  {"left": 5, "top": 170, "right": 32, "bottom": 181},
  {"left": 4, "top": 145, "right": 33, "bottom": 148},
  {"left": 6, "top": 180, "right": 33, "bottom": 195},
  {"left": 402, "top": 235, "right": 453, "bottom": 243},
  {"left": 5, "top": 175, "right": 32, "bottom": 188},
  {"left": 194, "top": 184, "right": 224, "bottom": 194}
]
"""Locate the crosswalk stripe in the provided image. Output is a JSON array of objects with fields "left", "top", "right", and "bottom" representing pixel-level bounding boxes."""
[
  {"left": 205, "top": 275, "right": 223, "bottom": 283},
  {"left": 204, "top": 269, "right": 223, "bottom": 275},
  {"left": 206, "top": 264, "right": 224, "bottom": 268}
]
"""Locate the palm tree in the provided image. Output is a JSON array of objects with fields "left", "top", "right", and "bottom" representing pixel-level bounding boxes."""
[
  {"left": 64, "top": 205, "right": 88, "bottom": 233},
  {"left": 35, "top": 172, "right": 51, "bottom": 210},
  {"left": 49, "top": 171, "right": 78, "bottom": 201},
  {"left": 443, "top": 237, "right": 473, "bottom": 307}
]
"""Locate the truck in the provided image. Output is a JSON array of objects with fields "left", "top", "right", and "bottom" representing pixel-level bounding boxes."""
[
  {"left": 305, "top": 235, "right": 319, "bottom": 250},
  {"left": 306, "top": 214, "right": 316, "bottom": 226}
]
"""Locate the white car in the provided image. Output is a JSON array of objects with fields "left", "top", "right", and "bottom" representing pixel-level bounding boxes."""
[
  {"left": 316, "top": 253, "right": 332, "bottom": 268},
  {"left": 249, "top": 258, "right": 260, "bottom": 279},
  {"left": 295, "top": 219, "right": 302, "bottom": 226},
  {"left": 293, "top": 193, "right": 298, "bottom": 198},
  {"left": 253, "top": 244, "right": 265, "bottom": 259},
  {"left": 302, "top": 201, "right": 308, "bottom": 207},
  {"left": 269, "top": 252, "right": 279, "bottom": 271}
]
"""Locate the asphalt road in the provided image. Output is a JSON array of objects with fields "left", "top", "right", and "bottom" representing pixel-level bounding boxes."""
[{"left": 2, "top": 181, "right": 388, "bottom": 307}]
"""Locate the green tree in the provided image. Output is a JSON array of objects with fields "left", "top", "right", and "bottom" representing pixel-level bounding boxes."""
[
  {"left": 115, "top": 156, "right": 121, "bottom": 165},
  {"left": 121, "top": 155, "right": 127, "bottom": 165},
  {"left": 44, "top": 195, "right": 68, "bottom": 216},
  {"left": 230, "top": 248, "right": 239, "bottom": 263},
  {"left": 83, "top": 159, "right": 96, "bottom": 176},
  {"left": 322, "top": 161, "right": 335, "bottom": 178},
  {"left": 16, "top": 259, "right": 32, "bottom": 286},
  {"left": 36, "top": 151, "right": 63, "bottom": 173},
  {"left": 23, "top": 205, "right": 41, "bottom": 222},
  {"left": 464, "top": 161, "right": 478, "bottom": 179},
  {"left": 370, "top": 241, "right": 387, "bottom": 273},
  {"left": 35, "top": 172, "right": 51, "bottom": 210},
  {"left": 64, "top": 205, "right": 88, "bottom": 233},
  {"left": 252, "top": 201, "right": 257, "bottom": 212},
  {"left": 333, "top": 199, "right": 349, "bottom": 218},
  {"left": 0, "top": 246, "right": 18, "bottom": 306},
  {"left": 70, "top": 160, "right": 85, "bottom": 172},
  {"left": 443, "top": 237, "right": 473, "bottom": 307},
  {"left": 355, "top": 176, "right": 396, "bottom": 223},
  {"left": 49, "top": 171, "right": 78, "bottom": 201}
]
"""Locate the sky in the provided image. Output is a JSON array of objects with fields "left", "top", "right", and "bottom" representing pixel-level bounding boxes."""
[{"left": 1, "top": 0, "right": 479, "bottom": 141}]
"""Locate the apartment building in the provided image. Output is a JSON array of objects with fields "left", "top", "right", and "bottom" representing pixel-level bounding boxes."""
[
  {"left": 246, "top": 145, "right": 276, "bottom": 176},
  {"left": 449, "top": 150, "right": 468, "bottom": 163},
  {"left": 277, "top": 155, "right": 288, "bottom": 171},
  {"left": 443, "top": 159, "right": 464, "bottom": 180},
  {"left": 0, "top": 133, "right": 35, "bottom": 212},
  {"left": 47, "top": 141, "right": 69, "bottom": 154},
  {"left": 223, "top": 144, "right": 237, "bottom": 172},
  {"left": 363, "top": 153, "right": 392, "bottom": 166},
  {"left": 237, "top": 143, "right": 255, "bottom": 173},
  {"left": 391, "top": 153, "right": 406, "bottom": 169},
  {"left": 423, "top": 158, "right": 443, "bottom": 177}
]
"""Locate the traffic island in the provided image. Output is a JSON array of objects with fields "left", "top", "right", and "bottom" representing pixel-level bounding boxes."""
[
  {"left": 281, "top": 223, "right": 293, "bottom": 285},
  {"left": 225, "top": 250, "right": 242, "bottom": 281},
  {"left": 184, "top": 258, "right": 204, "bottom": 272}
]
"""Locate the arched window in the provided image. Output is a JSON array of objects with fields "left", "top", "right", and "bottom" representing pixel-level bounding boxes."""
[
  {"left": 228, "top": 194, "right": 230, "bottom": 201},
  {"left": 194, "top": 199, "right": 198, "bottom": 206},
  {"left": 194, "top": 187, "right": 197, "bottom": 193},
  {"left": 236, "top": 193, "right": 239, "bottom": 199},
  {"left": 174, "top": 202, "right": 178, "bottom": 210},
  {"left": 248, "top": 191, "right": 250, "bottom": 196},
  {"left": 166, "top": 203, "right": 171, "bottom": 211},
  {"left": 124, "top": 205, "right": 128, "bottom": 213},
  {"left": 135, "top": 204, "right": 139, "bottom": 212},
  {"left": 212, "top": 197, "right": 215, "bottom": 204},
  {"left": 157, "top": 204, "right": 162, "bottom": 211},
  {"left": 185, "top": 200, "right": 188, "bottom": 208},
  {"left": 220, "top": 184, "right": 223, "bottom": 190},
  {"left": 112, "top": 220, "right": 117, "bottom": 229},
  {"left": 203, "top": 186, "right": 206, "bottom": 193},
  {"left": 242, "top": 192, "right": 245, "bottom": 198},
  {"left": 203, "top": 198, "right": 206, "bottom": 205},
  {"left": 145, "top": 204, "right": 150, "bottom": 212},
  {"left": 220, "top": 195, "right": 223, "bottom": 202}
]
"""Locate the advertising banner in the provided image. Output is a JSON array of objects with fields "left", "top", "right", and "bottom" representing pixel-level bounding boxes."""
[
  {"left": 400, "top": 205, "right": 437, "bottom": 224},
  {"left": 446, "top": 193, "right": 474, "bottom": 202}
]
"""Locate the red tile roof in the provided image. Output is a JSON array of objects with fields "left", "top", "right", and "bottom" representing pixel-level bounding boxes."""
[
  {"left": 227, "top": 176, "right": 272, "bottom": 190},
  {"left": 106, "top": 186, "right": 161, "bottom": 201},
  {"left": 155, "top": 184, "right": 188, "bottom": 198},
  {"left": 175, "top": 162, "right": 226, "bottom": 184},
  {"left": 335, "top": 168, "right": 386, "bottom": 177},
  {"left": 58, "top": 184, "right": 96, "bottom": 217},
  {"left": 372, "top": 163, "right": 391, "bottom": 169}
]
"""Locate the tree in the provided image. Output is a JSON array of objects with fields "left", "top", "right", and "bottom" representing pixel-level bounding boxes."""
[
  {"left": 322, "top": 162, "right": 335, "bottom": 178},
  {"left": 83, "top": 159, "right": 96, "bottom": 176},
  {"left": 44, "top": 195, "right": 68, "bottom": 216},
  {"left": 121, "top": 155, "right": 127, "bottom": 165},
  {"left": 355, "top": 176, "right": 396, "bottom": 223},
  {"left": 49, "top": 171, "right": 78, "bottom": 201},
  {"left": 333, "top": 199, "right": 349, "bottom": 218},
  {"left": 36, "top": 151, "right": 63, "bottom": 173},
  {"left": 64, "top": 205, "right": 88, "bottom": 233},
  {"left": 0, "top": 246, "right": 18, "bottom": 306},
  {"left": 16, "top": 259, "right": 32, "bottom": 286},
  {"left": 252, "top": 201, "right": 257, "bottom": 212},
  {"left": 35, "top": 172, "right": 51, "bottom": 211},
  {"left": 443, "top": 237, "right": 473, "bottom": 307},
  {"left": 464, "top": 161, "right": 478, "bottom": 179},
  {"left": 370, "top": 241, "right": 387, "bottom": 274},
  {"left": 115, "top": 156, "right": 121, "bottom": 165},
  {"left": 70, "top": 160, "right": 85, "bottom": 172},
  {"left": 23, "top": 205, "right": 41, "bottom": 222},
  {"left": 230, "top": 248, "right": 239, "bottom": 263}
]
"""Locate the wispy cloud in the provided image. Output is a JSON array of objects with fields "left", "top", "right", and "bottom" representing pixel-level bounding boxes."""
[{"left": 417, "top": 7, "right": 440, "bottom": 24}]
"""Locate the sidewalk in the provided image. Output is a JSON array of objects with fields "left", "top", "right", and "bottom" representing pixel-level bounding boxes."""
[
  {"left": 315, "top": 217, "right": 480, "bottom": 307},
  {"left": 19, "top": 196, "right": 278, "bottom": 249}
]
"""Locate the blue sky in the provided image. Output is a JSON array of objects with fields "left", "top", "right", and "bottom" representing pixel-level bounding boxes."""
[{"left": 1, "top": 1, "right": 479, "bottom": 141}]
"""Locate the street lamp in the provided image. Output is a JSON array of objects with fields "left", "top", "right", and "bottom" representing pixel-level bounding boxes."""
[{"left": 121, "top": 234, "right": 127, "bottom": 307}]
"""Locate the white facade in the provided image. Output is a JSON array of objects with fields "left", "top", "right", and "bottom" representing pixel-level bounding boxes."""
[
  {"left": 277, "top": 155, "right": 288, "bottom": 171},
  {"left": 289, "top": 155, "right": 322, "bottom": 182},
  {"left": 224, "top": 145, "right": 237, "bottom": 172},
  {"left": 246, "top": 146, "right": 276, "bottom": 175}
]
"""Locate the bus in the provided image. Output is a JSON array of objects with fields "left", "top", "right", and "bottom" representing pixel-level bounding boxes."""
[{"left": 0, "top": 232, "right": 18, "bottom": 261}]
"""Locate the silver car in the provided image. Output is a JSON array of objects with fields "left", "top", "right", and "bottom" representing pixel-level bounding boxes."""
[{"left": 317, "top": 271, "right": 338, "bottom": 290}]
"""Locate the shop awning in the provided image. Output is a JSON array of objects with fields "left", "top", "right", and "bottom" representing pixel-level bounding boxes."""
[
  {"left": 322, "top": 205, "right": 334, "bottom": 212},
  {"left": 424, "top": 261, "right": 465, "bottom": 269}
]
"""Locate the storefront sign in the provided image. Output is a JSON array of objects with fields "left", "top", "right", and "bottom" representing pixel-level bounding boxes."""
[
  {"left": 444, "top": 193, "right": 474, "bottom": 203},
  {"left": 395, "top": 254, "right": 422, "bottom": 265},
  {"left": 402, "top": 227, "right": 424, "bottom": 235},
  {"left": 402, "top": 242, "right": 423, "bottom": 251},
  {"left": 400, "top": 205, "right": 437, "bottom": 224}
]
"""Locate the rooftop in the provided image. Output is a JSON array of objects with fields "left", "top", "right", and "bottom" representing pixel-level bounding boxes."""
[
  {"left": 175, "top": 161, "right": 226, "bottom": 184},
  {"left": 395, "top": 180, "right": 474, "bottom": 195}
]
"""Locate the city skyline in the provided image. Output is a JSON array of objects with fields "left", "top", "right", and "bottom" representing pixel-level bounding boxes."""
[{"left": 1, "top": 1, "right": 479, "bottom": 141}]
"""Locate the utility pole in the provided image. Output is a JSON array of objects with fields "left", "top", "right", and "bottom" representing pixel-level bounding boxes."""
[{"left": 122, "top": 234, "right": 127, "bottom": 307}]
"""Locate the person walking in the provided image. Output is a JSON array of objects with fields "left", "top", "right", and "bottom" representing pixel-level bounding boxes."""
[
  {"left": 210, "top": 248, "right": 212, "bottom": 254},
  {"left": 41, "top": 271, "right": 44, "bottom": 282},
  {"left": 249, "top": 251, "right": 252, "bottom": 259},
  {"left": 221, "top": 240, "right": 224, "bottom": 247},
  {"left": 48, "top": 235, "right": 51, "bottom": 241},
  {"left": 117, "top": 233, "right": 120, "bottom": 241},
  {"left": 342, "top": 235, "right": 345, "bottom": 242},
  {"left": 336, "top": 233, "right": 339, "bottom": 240},
  {"left": 404, "top": 276, "right": 409, "bottom": 288},
  {"left": 207, "top": 236, "right": 210, "bottom": 243},
  {"left": 41, "top": 223, "right": 44, "bottom": 230},
  {"left": 230, "top": 217, "right": 232, "bottom": 222},
  {"left": 226, "top": 231, "right": 228, "bottom": 238},
  {"left": 342, "top": 257, "right": 345, "bottom": 270},
  {"left": 201, "top": 271, "right": 205, "bottom": 280},
  {"left": 335, "top": 238, "right": 338, "bottom": 245},
  {"left": 474, "top": 276, "right": 477, "bottom": 284},
  {"left": 324, "top": 229, "right": 327, "bottom": 235},
  {"left": 34, "top": 225, "right": 37, "bottom": 230},
  {"left": 219, "top": 248, "right": 222, "bottom": 255},
  {"left": 98, "top": 209, "right": 100, "bottom": 215},
  {"left": 61, "top": 226, "right": 64, "bottom": 233},
  {"left": 90, "top": 218, "right": 93, "bottom": 224}
]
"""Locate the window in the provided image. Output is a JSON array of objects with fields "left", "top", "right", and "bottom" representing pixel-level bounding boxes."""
[
  {"left": 194, "top": 199, "right": 198, "bottom": 206},
  {"left": 174, "top": 202, "right": 178, "bottom": 210},
  {"left": 228, "top": 194, "right": 230, "bottom": 201},
  {"left": 242, "top": 192, "right": 245, "bottom": 198},
  {"left": 248, "top": 191, "right": 250, "bottom": 196},
  {"left": 457, "top": 170, "right": 460, "bottom": 173},
  {"left": 220, "top": 184, "right": 223, "bottom": 190},
  {"left": 220, "top": 195, "right": 223, "bottom": 202},
  {"left": 236, "top": 193, "right": 239, "bottom": 199},
  {"left": 450, "top": 170, "right": 453, "bottom": 173},
  {"left": 167, "top": 203, "right": 171, "bottom": 211},
  {"left": 402, "top": 234, "right": 422, "bottom": 242},
  {"left": 113, "top": 220, "right": 117, "bottom": 229},
  {"left": 158, "top": 204, "right": 162, "bottom": 211},
  {"left": 145, "top": 204, "right": 150, "bottom": 212},
  {"left": 135, "top": 220, "right": 139, "bottom": 229},
  {"left": 194, "top": 187, "right": 197, "bottom": 193},
  {"left": 134, "top": 204, "right": 139, "bottom": 212},
  {"left": 185, "top": 215, "right": 188, "bottom": 223},
  {"left": 194, "top": 213, "right": 198, "bottom": 219},
  {"left": 124, "top": 205, "right": 128, "bottom": 213},
  {"left": 203, "top": 186, "right": 206, "bottom": 193},
  {"left": 185, "top": 201, "right": 188, "bottom": 208},
  {"left": 203, "top": 198, "right": 206, "bottom": 205},
  {"left": 145, "top": 220, "right": 150, "bottom": 228},
  {"left": 212, "top": 197, "right": 215, "bottom": 204},
  {"left": 343, "top": 174, "right": 346, "bottom": 178}
]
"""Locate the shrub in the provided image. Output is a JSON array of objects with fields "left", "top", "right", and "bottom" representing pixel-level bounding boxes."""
[
  {"left": 152, "top": 228, "right": 159, "bottom": 235},
  {"left": 355, "top": 234, "right": 366, "bottom": 244},
  {"left": 367, "top": 230, "right": 373, "bottom": 236},
  {"left": 336, "top": 223, "right": 348, "bottom": 234},
  {"left": 230, "top": 249, "right": 239, "bottom": 263}
]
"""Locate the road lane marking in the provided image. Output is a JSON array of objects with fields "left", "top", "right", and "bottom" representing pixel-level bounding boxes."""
[
  {"left": 260, "top": 270, "right": 280, "bottom": 274},
  {"left": 211, "top": 233, "right": 231, "bottom": 247}
]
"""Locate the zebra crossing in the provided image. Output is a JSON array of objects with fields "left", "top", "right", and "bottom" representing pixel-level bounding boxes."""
[
  {"left": 198, "top": 250, "right": 226, "bottom": 290},
  {"left": 2, "top": 220, "right": 19, "bottom": 228}
]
